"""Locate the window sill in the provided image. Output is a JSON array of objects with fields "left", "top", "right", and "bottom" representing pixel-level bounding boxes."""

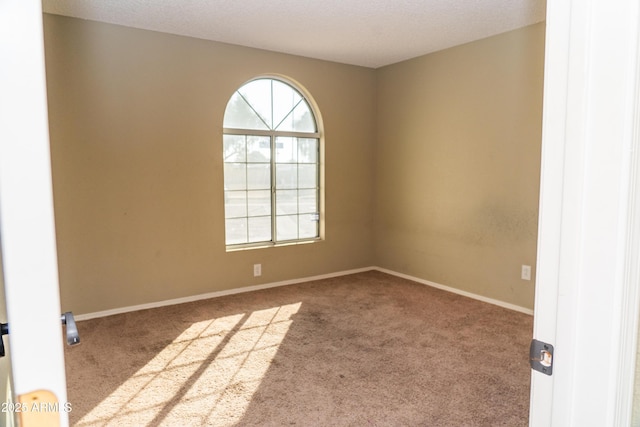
[{"left": 225, "top": 238, "right": 321, "bottom": 252}]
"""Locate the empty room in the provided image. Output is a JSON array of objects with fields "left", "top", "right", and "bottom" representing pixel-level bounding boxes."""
[
  {"left": 4, "top": 0, "right": 640, "bottom": 426},
  {"left": 38, "top": 2, "right": 545, "bottom": 423},
  {"left": 13, "top": 0, "right": 640, "bottom": 424},
  {"left": 1, "top": 0, "right": 550, "bottom": 425}
]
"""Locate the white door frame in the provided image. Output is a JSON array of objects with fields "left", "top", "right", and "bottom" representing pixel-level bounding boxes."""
[
  {"left": 530, "top": 0, "right": 640, "bottom": 425},
  {"left": 0, "top": 0, "right": 69, "bottom": 426}
]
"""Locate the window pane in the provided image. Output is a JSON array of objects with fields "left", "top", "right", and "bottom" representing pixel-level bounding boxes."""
[
  {"left": 275, "top": 137, "right": 297, "bottom": 163},
  {"left": 224, "top": 163, "right": 246, "bottom": 191},
  {"left": 276, "top": 100, "right": 316, "bottom": 132},
  {"left": 247, "top": 164, "right": 270, "bottom": 190},
  {"left": 247, "top": 190, "right": 271, "bottom": 216},
  {"left": 247, "top": 136, "right": 270, "bottom": 162},
  {"left": 225, "top": 218, "right": 247, "bottom": 245},
  {"left": 276, "top": 190, "right": 297, "bottom": 215},
  {"left": 276, "top": 215, "right": 298, "bottom": 241},
  {"left": 276, "top": 164, "right": 297, "bottom": 189},
  {"left": 223, "top": 93, "right": 268, "bottom": 130},
  {"left": 298, "top": 138, "right": 318, "bottom": 163},
  {"left": 223, "top": 135, "right": 246, "bottom": 162},
  {"left": 298, "top": 164, "right": 317, "bottom": 189},
  {"left": 298, "top": 189, "right": 317, "bottom": 214},
  {"left": 238, "top": 79, "right": 272, "bottom": 128},
  {"left": 272, "top": 80, "right": 302, "bottom": 131},
  {"left": 224, "top": 191, "right": 247, "bottom": 218},
  {"left": 248, "top": 216, "right": 271, "bottom": 242},
  {"left": 291, "top": 101, "right": 316, "bottom": 132},
  {"left": 299, "top": 214, "right": 319, "bottom": 239}
]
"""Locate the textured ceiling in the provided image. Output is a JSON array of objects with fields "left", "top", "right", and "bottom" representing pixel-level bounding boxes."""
[{"left": 42, "top": 0, "right": 546, "bottom": 69}]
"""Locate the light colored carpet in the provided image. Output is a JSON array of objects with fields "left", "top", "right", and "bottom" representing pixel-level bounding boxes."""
[{"left": 65, "top": 271, "right": 532, "bottom": 426}]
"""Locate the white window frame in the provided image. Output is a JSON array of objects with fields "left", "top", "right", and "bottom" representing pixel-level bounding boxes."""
[{"left": 222, "top": 77, "right": 323, "bottom": 250}]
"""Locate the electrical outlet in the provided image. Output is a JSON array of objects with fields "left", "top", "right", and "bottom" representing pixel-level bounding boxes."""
[
  {"left": 521, "top": 265, "right": 532, "bottom": 281},
  {"left": 253, "top": 264, "right": 262, "bottom": 277}
]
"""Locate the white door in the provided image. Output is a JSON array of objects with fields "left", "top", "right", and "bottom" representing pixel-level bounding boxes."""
[
  {"left": 0, "top": 1, "right": 70, "bottom": 426},
  {"left": 530, "top": 0, "right": 640, "bottom": 425}
]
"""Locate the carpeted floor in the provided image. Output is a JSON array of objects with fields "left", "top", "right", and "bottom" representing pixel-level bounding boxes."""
[{"left": 65, "top": 271, "right": 533, "bottom": 426}]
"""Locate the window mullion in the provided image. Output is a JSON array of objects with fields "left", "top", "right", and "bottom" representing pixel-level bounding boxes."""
[
  {"left": 244, "top": 135, "right": 250, "bottom": 244},
  {"left": 224, "top": 128, "right": 319, "bottom": 139},
  {"left": 271, "top": 134, "right": 277, "bottom": 243},
  {"left": 316, "top": 139, "right": 321, "bottom": 235},
  {"left": 296, "top": 138, "right": 301, "bottom": 240}
]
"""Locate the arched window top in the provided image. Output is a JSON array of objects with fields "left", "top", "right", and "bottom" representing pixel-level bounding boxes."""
[{"left": 223, "top": 78, "right": 317, "bottom": 133}]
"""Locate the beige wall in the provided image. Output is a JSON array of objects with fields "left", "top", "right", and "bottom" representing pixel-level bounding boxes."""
[
  {"left": 374, "top": 23, "right": 545, "bottom": 310},
  {"left": 43, "top": 15, "right": 376, "bottom": 315},
  {"left": 43, "top": 15, "right": 545, "bottom": 315}
]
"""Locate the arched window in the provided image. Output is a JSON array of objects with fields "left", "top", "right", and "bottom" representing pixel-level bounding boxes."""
[{"left": 223, "top": 77, "right": 321, "bottom": 248}]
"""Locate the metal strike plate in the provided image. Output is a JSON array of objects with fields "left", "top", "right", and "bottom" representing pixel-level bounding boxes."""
[{"left": 530, "top": 339, "right": 554, "bottom": 376}]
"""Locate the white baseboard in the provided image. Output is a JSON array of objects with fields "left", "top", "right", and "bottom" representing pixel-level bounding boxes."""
[
  {"left": 74, "top": 267, "right": 374, "bottom": 321},
  {"left": 76, "top": 265, "right": 533, "bottom": 321},
  {"left": 373, "top": 267, "right": 534, "bottom": 316}
]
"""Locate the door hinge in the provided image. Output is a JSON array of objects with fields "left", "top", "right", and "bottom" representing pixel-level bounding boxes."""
[{"left": 530, "top": 339, "right": 554, "bottom": 375}]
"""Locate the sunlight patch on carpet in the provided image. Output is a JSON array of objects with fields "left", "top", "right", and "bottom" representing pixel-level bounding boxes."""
[{"left": 76, "top": 302, "right": 301, "bottom": 426}]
